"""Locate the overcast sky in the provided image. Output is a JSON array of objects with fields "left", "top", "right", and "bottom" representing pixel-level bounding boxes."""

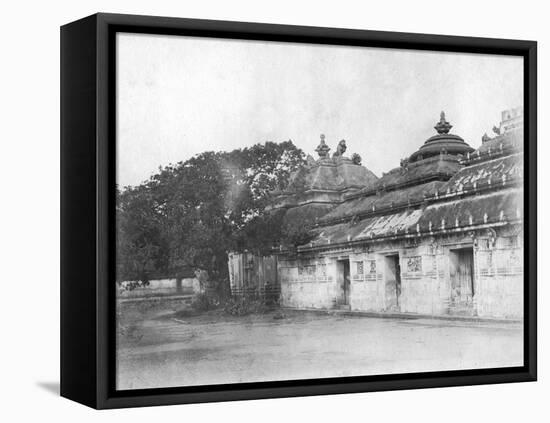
[{"left": 116, "top": 33, "right": 523, "bottom": 188}]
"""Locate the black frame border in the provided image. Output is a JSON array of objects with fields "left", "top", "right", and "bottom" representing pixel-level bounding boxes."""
[{"left": 61, "top": 12, "right": 537, "bottom": 409}]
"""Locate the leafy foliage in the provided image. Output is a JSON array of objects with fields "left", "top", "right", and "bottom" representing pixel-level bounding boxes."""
[
  {"left": 188, "top": 293, "right": 274, "bottom": 316},
  {"left": 116, "top": 141, "right": 306, "bottom": 291},
  {"left": 222, "top": 296, "right": 271, "bottom": 316},
  {"left": 190, "top": 293, "right": 220, "bottom": 312},
  {"left": 116, "top": 184, "right": 168, "bottom": 288}
]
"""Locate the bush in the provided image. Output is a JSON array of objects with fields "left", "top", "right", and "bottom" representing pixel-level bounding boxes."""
[
  {"left": 223, "top": 296, "right": 271, "bottom": 316},
  {"left": 191, "top": 292, "right": 276, "bottom": 316},
  {"left": 191, "top": 293, "right": 219, "bottom": 312}
]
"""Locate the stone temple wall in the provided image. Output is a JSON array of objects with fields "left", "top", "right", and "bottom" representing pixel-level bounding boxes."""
[
  {"left": 278, "top": 224, "right": 523, "bottom": 320},
  {"left": 473, "top": 226, "right": 524, "bottom": 319},
  {"left": 279, "top": 257, "right": 339, "bottom": 309}
]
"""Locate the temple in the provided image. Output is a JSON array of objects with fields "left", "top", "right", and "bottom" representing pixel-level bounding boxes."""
[{"left": 228, "top": 108, "right": 524, "bottom": 319}]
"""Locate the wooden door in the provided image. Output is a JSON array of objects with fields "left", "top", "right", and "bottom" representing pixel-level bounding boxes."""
[
  {"left": 450, "top": 248, "right": 474, "bottom": 305},
  {"left": 343, "top": 260, "right": 350, "bottom": 305},
  {"left": 384, "top": 255, "right": 401, "bottom": 311},
  {"left": 336, "top": 260, "right": 350, "bottom": 305}
]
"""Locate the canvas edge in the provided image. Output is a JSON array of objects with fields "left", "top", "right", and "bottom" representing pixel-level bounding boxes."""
[
  {"left": 60, "top": 13, "right": 99, "bottom": 409},
  {"left": 59, "top": 12, "right": 537, "bottom": 410}
]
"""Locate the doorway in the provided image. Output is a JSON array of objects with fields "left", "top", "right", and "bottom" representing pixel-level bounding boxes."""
[
  {"left": 449, "top": 247, "right": 475, "bottom": 309},
  {"left": 384, "top": 254, "right": 401, "bottom": 310},
  {"left": 336, "top": 259, "right": 350, "bottom": 306}
]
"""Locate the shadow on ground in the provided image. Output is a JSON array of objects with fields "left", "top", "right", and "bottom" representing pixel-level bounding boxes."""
[{"left": 36, "top": 381, "right": 59, "bottom": 396}]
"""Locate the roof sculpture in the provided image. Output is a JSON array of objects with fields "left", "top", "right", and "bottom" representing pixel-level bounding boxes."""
[
  {"left": 267, "top": 135, "right": 379, "bottom": 224},
  {"left": 272, "top": 134, "right": 378, "bottom": 198},
  {"left": 332, "top": 140, "right": 347, "bottom": 158}
]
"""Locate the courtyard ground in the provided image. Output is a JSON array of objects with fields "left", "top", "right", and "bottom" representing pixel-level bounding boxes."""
[{"left": 116, "top": 299, "right": 523, "bottom": 390}]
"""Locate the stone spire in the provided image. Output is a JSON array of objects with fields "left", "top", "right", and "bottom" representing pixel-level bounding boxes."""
[
  {"left": 408, "top": 111, "right": 474, "bottom": 162},
  {"left": 315, "top": 134, "right": 331, "bottom": 158},
  {"left": 434, "top": 111, "right": 453, "bottom": 134}
]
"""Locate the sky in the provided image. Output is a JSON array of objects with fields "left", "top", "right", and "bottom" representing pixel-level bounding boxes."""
[{"left": 116, "top": 33, "right": 523, "bottom": 188}]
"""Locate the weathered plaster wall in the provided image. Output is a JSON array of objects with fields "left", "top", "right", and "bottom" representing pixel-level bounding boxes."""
[
  {"left": 345, "top": 244, "right": 446, "bottom": 314},
  {"left": 349, "top": 253, "right": 385, "bottom": 311},
  {"left": 278, "top": 224, "right": 523, "bottom": 320},
  {"left": 399, "top": 247, "right": 445, "bottom": 315},
  {"left": 474, "top": 227, "right": 524, "bottom": 319},
  {"left": 279, "top": 258, "right": 340, "bottom": 309}
]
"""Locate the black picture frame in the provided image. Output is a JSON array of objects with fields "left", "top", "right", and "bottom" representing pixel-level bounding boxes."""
[{"left": 60, "top": 12, "right": 537, "bottom": 409}]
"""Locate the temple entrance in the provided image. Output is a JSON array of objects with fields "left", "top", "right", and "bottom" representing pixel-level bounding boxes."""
[
  {"left": 336, "top": 259, "right": 350, "bottom": 306},
  {"left": 384, "top": 254, "right": 401, "bottom": 311},
  {"left": 449, "top": 247, "right": 475, "bottom": 313}
]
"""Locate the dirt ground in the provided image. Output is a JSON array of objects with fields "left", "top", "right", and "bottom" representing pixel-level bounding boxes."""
[{"left": 116, "top": 299, "right": 523, "bottom": 390}]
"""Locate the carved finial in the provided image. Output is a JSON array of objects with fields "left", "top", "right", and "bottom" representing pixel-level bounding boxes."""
[
  {"left": 315, "top": 134, "right": 331, "bottom": 158},
  {"left": 434, "top": 111, "right": 453, "bottom": 134}
]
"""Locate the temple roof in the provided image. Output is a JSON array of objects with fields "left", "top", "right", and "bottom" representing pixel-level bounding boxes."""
[
  {"left": 282, "top": 203, "right": 336, "bottom": 225},
  {"left": 409, "top": 112, "right": 475, "bottom": 162},
  {"left": 269, "top": 107, "right": 524, "bottom": 253},
  {"left": 298, "top": 187, "right": 522, "bottom": 251},
  {"left": 347, "top": 154, "right": 462, "bottom": 199},
  {"left": 314, "top": 151, "right": 522, "bottom": 227},
  {"left": 284, "top": 158, "right": 378, "bottom": 193},
  {"left": 448, "top": 153, "right": 522, "bottom": 190},
  {"left": 477, "top": 125, "right": 523, "bottom": 155},
  {"left": 295, "top": 139, "right": 523, "bottom": 251},
  {"left": 416, "top": 188, "right": 522, "bottom": 231},
  {"left": 270, "top": 135, "right": 379, "bottom": 209},
  {"left": 319, "top": 181, "right": 445, "bottom": 224}
]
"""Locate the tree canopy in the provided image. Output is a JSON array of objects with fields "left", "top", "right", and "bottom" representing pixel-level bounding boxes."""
[{"left": 116, "top": 141, "right": 307, "bottom": 290}]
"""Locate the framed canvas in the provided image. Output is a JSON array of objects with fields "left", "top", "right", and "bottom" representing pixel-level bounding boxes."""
[{"left": 60, "top": 13, "right": 537, "bottom": 409}]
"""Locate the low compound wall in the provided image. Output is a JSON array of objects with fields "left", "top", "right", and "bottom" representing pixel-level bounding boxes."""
[{"left": 118, "top": 277, "right": 201, "bottom": 299}]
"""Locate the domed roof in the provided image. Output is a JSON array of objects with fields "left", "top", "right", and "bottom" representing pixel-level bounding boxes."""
[{"left": 409, "top": 112, "right": 474, "bottom": 162}]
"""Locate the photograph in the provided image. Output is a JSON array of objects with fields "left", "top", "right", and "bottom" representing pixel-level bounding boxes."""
[
  {"left": 114, "top": 32, "right": 525, "bottom": 391},
  {"left": 2, "top": 0, "right": 547, "bottom": 417}
]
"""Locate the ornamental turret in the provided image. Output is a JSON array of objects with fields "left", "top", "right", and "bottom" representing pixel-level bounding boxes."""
[
  {"left": 315, "top": 134, "right": 331, "bottom": 159},
  {"left": 409, "top": 111, "right": 474, "bottom": 162}
]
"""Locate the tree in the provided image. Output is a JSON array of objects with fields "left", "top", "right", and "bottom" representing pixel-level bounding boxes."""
[
  {"left": 115, "top": 140, "right": 306, "bottom": 292},
  {"left": 115, "top": 184, "right": 168, "bottom": 286},
  {"left": 152, "top": 152, "right": 233, "bottom": 290},
  {"left": 222, "top": 140, "right": 306, "bottom": 227}
]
